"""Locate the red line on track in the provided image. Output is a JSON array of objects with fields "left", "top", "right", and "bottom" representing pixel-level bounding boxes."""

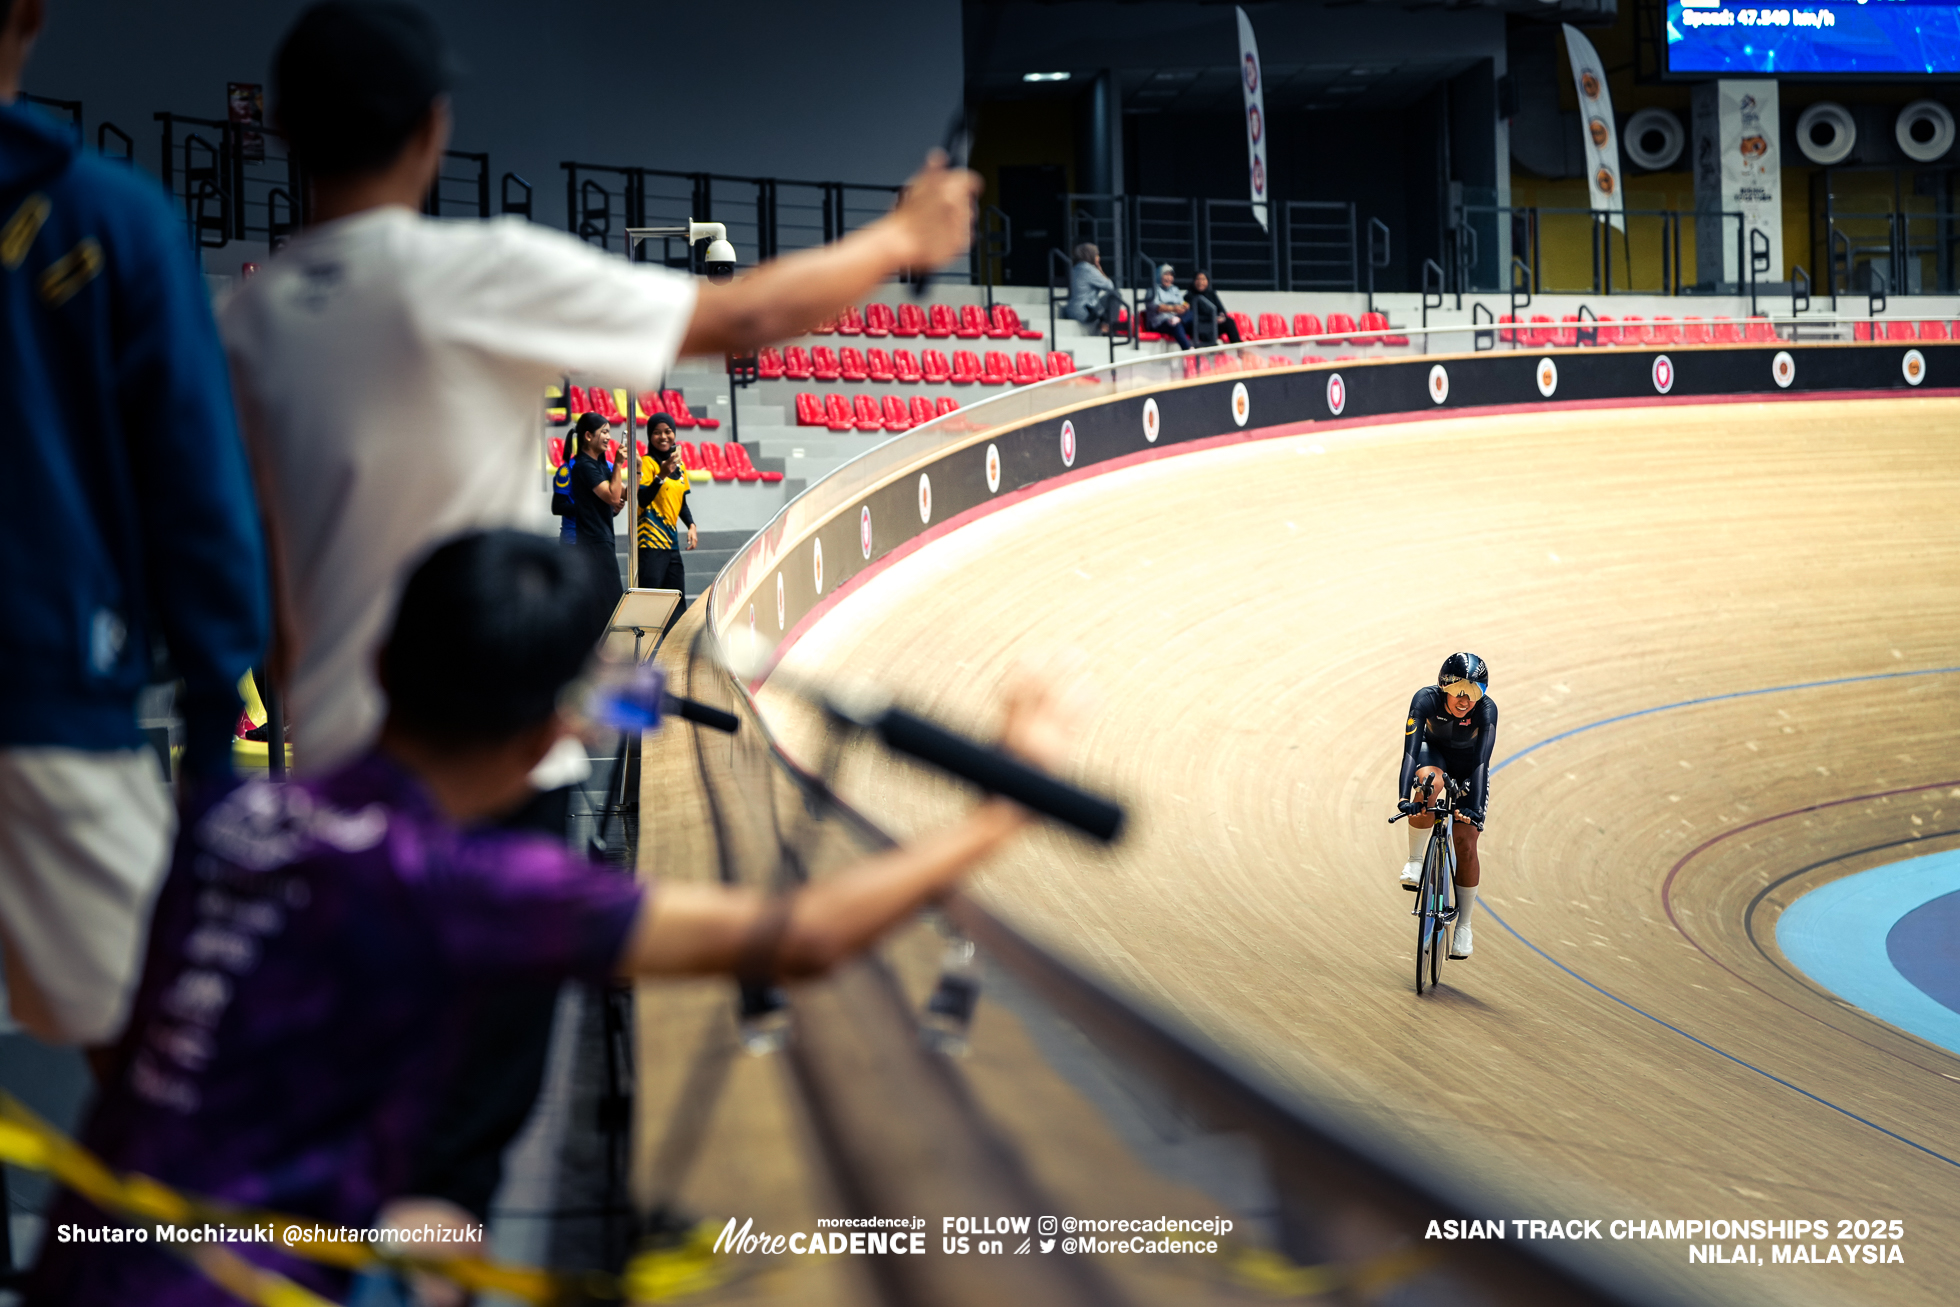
[{"left": 1659, "top": 779, "right": 1960, "bottom": 1076}]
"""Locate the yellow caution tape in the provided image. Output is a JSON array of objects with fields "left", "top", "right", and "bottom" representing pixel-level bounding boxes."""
[
  {"left": 0, "top": 1093, "right": 736, "bottom": 1304},
  {"left": 1218, "top": 1241, "right": 1440, "bottom": 1299}
]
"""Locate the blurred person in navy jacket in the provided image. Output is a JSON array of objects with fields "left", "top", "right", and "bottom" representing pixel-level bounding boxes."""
[{"left": 0, "top": 0, "right": 268, "bottom": 1050}]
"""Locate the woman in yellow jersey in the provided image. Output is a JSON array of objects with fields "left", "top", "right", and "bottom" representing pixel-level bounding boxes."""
[{"left": 637, "top": 415, "right": 695, "bottom": 608}]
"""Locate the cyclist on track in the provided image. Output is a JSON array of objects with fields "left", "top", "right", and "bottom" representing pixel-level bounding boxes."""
[{"left": 1396, "top": 653, "right": 1496, "bottom": 959}]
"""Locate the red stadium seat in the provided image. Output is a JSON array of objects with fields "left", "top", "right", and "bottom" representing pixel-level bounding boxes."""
[
  {"left": 895, "top": 303, "right": 928, "bottom": 337},
  {"left": 880, "top": 394, "right": 912, "bottom": 431},
  {"left": 679, "top": 441, "right": 700, "bottom": 465},
  {"left": 956, "top": 304, "right": 988, "bottom": 339},
  {"left": 719, "top": 440, "right": 760, "bottom": 482},
  {"left": 909, "top": 395, "right": 937, "bottom": 425},
  {"left": 948, "top": 350, "right": 982, "bottom": 384},
  {"left": 835, "top": 305, "right": 865, "bottom": 336},
  {"left": 1229, "top": 312, "right": 1256, "bottom": 343},
  {"left": 1744, "top": 316, "right": 1776, "bottom": 343},
  {"left": 1496, "top": 314, "right": 1517, "bottom": 345},
  {"left": 865, "top": 348, "right": 896, "bottom": 383},
  {"left": 706, "top": 443, "right": 740, "bottom": 482},
  {"left": 724, "top": 441, "right": 782, "bottom": 483},
  {"left": 1920, "top": 320, "right": 1952, "bottom": 341},
  {"left": 1326, "top": 312, "right": 1359, "bottom": 342},
  {"left": 1555, "top": 315, "right": 1580, "bottom": 348},
  {"left": 782, "top": 346, "right": 813, "bottom": 381},
  {"left": 1709, "top": 316, "right": 1742, "bottom": 344},
  {"left": 1523, "top": 314, "right": 1552, "bottom": 347},
  {"left": 1648, "top": 315, "right": 1680, "bottom": 346},
  {"left": 1045, "top": 351, "right": 1076, "bottom": 377},
  {"left": 863, "top": 303, "right": 896, "bottom": 338},
  {"left": 1292, "top": 313, "right": 1324, "bottom": 340},
  {"left": 1589, "top": 316, "right": 1617, "bottom": 346},
  {"left": 993, "top": 304, "right": 1044, "bottom": 340},
  {"left": 822, "top": 393, "right": 855, "bottom": 431},
  {"left": 567, "top": 384, "right": 591, "bottom": 415},
  {"left": 1679, "top": 316, "right": 1709, "bottom": 345},
  {"left": 1886, "top": 320, "right": 1918, "bottom": 342},
  {"left": 924, "top": 304, "right": 955, "bottom": 338},
  {"left": 838, "top": 348, "right": 869, "bottom": 382},
  {"left": 1300, "top": 354, "right": 1327, "bottom": 364},
  {"left": 1615, "top": 314, "right": 1644, "bottom": 345},
  {"left": 1853, "top": 320, "right": 1873, "bottom": 341},
  {"left": 810, "top": 347, "right": 842, "bottom": 382},
  {"left": 921, "top": 349, "right": 953, "bottom": 384},
  {"left": 811, "top": 314, "right": 838, "bottom": 335},
  {"left": 546, "top": 437, "right": 564, "bottom": 464},
  {"left": 1012, "top": 351, "right": 1046, "bottom": 385},
  {"left": 981, "top": 350, "right": 1016, "bottom": 385},
  {"left": 934, "top": 396, "right": 958, "bottom": 416},
  {"left": 757, "top": 347, "right": 785, "bottom": 380},
  {"left": 891, "top": 348, "right": 923, "bottom": 383},
  {"left": 982, "top": 305, "right": 1013, "bottom": 339},
  {"left": 852, "top": 393, "right": 884, "bottom": 431},
  {"left": 794, "top": 393, "right": 825, "bottom": 427},
  {"left": 664, "top": 389, "right": 717, "bottom": 430},
  {"left": 1257, "top": 312, "right": 1288, "bottom": 340}
]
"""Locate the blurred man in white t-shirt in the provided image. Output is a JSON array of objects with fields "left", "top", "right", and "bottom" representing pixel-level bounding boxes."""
[
  {"left": 226, "top": 0, "right": 977, "bottom": 778},
  {"left": 220, "top": 0, "right": 978, "bottom": 1253}
]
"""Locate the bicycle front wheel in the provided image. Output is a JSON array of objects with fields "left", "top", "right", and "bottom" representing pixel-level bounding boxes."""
[{"left": 1415, "top": 830, "right": 1446, "bottom": 994}]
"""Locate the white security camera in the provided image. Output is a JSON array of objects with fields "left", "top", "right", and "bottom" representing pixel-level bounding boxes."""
[{"left": 688, "top": 221, "right": 738, "bottom": 283}]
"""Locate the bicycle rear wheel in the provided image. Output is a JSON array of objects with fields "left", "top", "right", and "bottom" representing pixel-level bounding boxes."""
[{"left": 1414, "top": 831, "right": 1446, "bottom": 994}]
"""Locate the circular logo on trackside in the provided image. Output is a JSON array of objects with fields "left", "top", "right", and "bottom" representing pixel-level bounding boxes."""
[
  {"left": 1428, "top": 364, "right": 1449, "bottom": 405},
  {"left": 1772, "top": 351, "right": 1795, "bottom": 388},
  {"left": 1142, "top": 397, "right": 1160, "bottom": 443},
  {"left": 1060, "top": 419, "right": 1076, "bottom": 467},
  {"left": 985, "top": 442, "right": 1001, "bottom": 493},
  {"left": 1903, "top": 349, "right": 1926, "bottom": 386},
  {"left": 918, "top": 473, "right": 932, "bottom": 524},
  {"left": 813, "top": 538, "right": 824, "bottom": 595},
  {"left": 1652, "top": 354, "right": 1675, "bottom": 394},
  {"left": 1230, "top": 381, "right": 1249, "bottom": 427},
  {"left": 859, "top": 506, "right": 872, "bottom": 559},
  {"left": 1327, "top": 372, "right": 1346, "bottom": 416},
  {"left": 1536, "top": 357, "right": 1558, "bottom": 398}
]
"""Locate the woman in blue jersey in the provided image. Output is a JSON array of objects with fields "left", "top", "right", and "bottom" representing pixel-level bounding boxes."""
[{"left": 552, "top": 414, "right": 601, "bottom": 541}]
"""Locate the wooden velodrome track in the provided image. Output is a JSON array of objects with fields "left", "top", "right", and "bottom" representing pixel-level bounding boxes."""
[{"left": 756, "top": 395, "right": 1960, "bottom": 1305}]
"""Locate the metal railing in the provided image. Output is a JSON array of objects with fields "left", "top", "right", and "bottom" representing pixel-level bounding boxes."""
[
  {"left": 1064, "top": 193, "right": 1363, "bottom": 293},
  {"left": 1456, "top": 204, "right": 1766, "bottom": 299},
  {"left": 423, "top": 149, "right": 489, "bottom": 218},
  {"left": 155, "top": 112, "right": 308, "bottom": 254},
  {"left": 560, "top": 161, "right": 903, "bottom": 273}
]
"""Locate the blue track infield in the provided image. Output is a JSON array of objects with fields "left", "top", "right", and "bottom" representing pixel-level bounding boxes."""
[{"left": 1778, "top": 851, "right": 1960, "bottom": 1059}]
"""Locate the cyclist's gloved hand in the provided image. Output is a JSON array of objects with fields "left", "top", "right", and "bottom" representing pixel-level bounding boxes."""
[
  {"left": 1397, "top": 799, "right": 1423, "bottom": 815},
  {"left": 1461, "top": 807, "right": 1485, "bottom": 829}
]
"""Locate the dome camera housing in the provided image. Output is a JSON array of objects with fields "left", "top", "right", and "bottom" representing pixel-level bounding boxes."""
[{"left": 703, "top": 238, "right": 738, "bottom": 283}]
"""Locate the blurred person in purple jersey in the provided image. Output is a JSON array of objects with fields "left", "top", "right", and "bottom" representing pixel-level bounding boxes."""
[{"left": 26, "top": 530, "right": 1076, "bottom": 1306}]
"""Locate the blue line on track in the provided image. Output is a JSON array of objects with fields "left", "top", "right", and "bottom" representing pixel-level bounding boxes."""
[{"left": 1473, "top": 664, "right": 1960, "bottom": 1170}]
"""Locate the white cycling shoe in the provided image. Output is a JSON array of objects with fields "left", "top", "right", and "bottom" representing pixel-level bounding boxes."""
[
  {"left": 1449, "top": 919, "right": 1474, "bottom": 959},
  {"left": 1399, "top": 860, "right": 1422, "bottom": 891}
]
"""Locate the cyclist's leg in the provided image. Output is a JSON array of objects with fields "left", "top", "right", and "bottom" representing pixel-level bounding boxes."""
[{"left": 1401, "top": 748, "right": 1445, "bottom": 887}]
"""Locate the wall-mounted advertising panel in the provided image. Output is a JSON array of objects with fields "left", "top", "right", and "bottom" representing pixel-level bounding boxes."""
[{"left": 1668, "top": 1, "right": 1960, "bottom": 75}]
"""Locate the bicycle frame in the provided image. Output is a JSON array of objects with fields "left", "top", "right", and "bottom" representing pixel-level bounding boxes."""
[{"left": 1397, "top": 774, "right": 1465, "bottom": 994}]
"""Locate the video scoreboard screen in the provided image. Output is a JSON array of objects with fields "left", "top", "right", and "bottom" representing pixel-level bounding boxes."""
[{"left": 1667, "top": 1, "right": 1960, "bottom": 74}]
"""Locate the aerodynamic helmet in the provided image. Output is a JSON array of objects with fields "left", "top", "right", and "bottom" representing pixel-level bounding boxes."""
[{"left": 1438, "top": 652, "right": 1488, "bottom": 703}]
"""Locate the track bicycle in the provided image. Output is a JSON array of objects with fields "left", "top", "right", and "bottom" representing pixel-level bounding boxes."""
[{"left": 1389, "top": 775, "right": 1468, "bottom": 994}]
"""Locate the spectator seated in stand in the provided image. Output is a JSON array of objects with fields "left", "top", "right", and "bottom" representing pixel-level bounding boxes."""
[
  {"left": 1147, "top": 264, "right": 1196, "bottom": 351},
  {"left": 1189, "top": 271, "right": 1240, "bottom": 345},
  {"left": 1065, "top": 243, "right": 1123, "bottom": 336}
]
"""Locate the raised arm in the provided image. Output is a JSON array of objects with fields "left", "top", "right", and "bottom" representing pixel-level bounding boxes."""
[
  {"left": 617, "top": 672, "right": 1078, "bottom": 979},
  {"left": 678, "top": 153, "right": 979, "bottom": 358}
]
